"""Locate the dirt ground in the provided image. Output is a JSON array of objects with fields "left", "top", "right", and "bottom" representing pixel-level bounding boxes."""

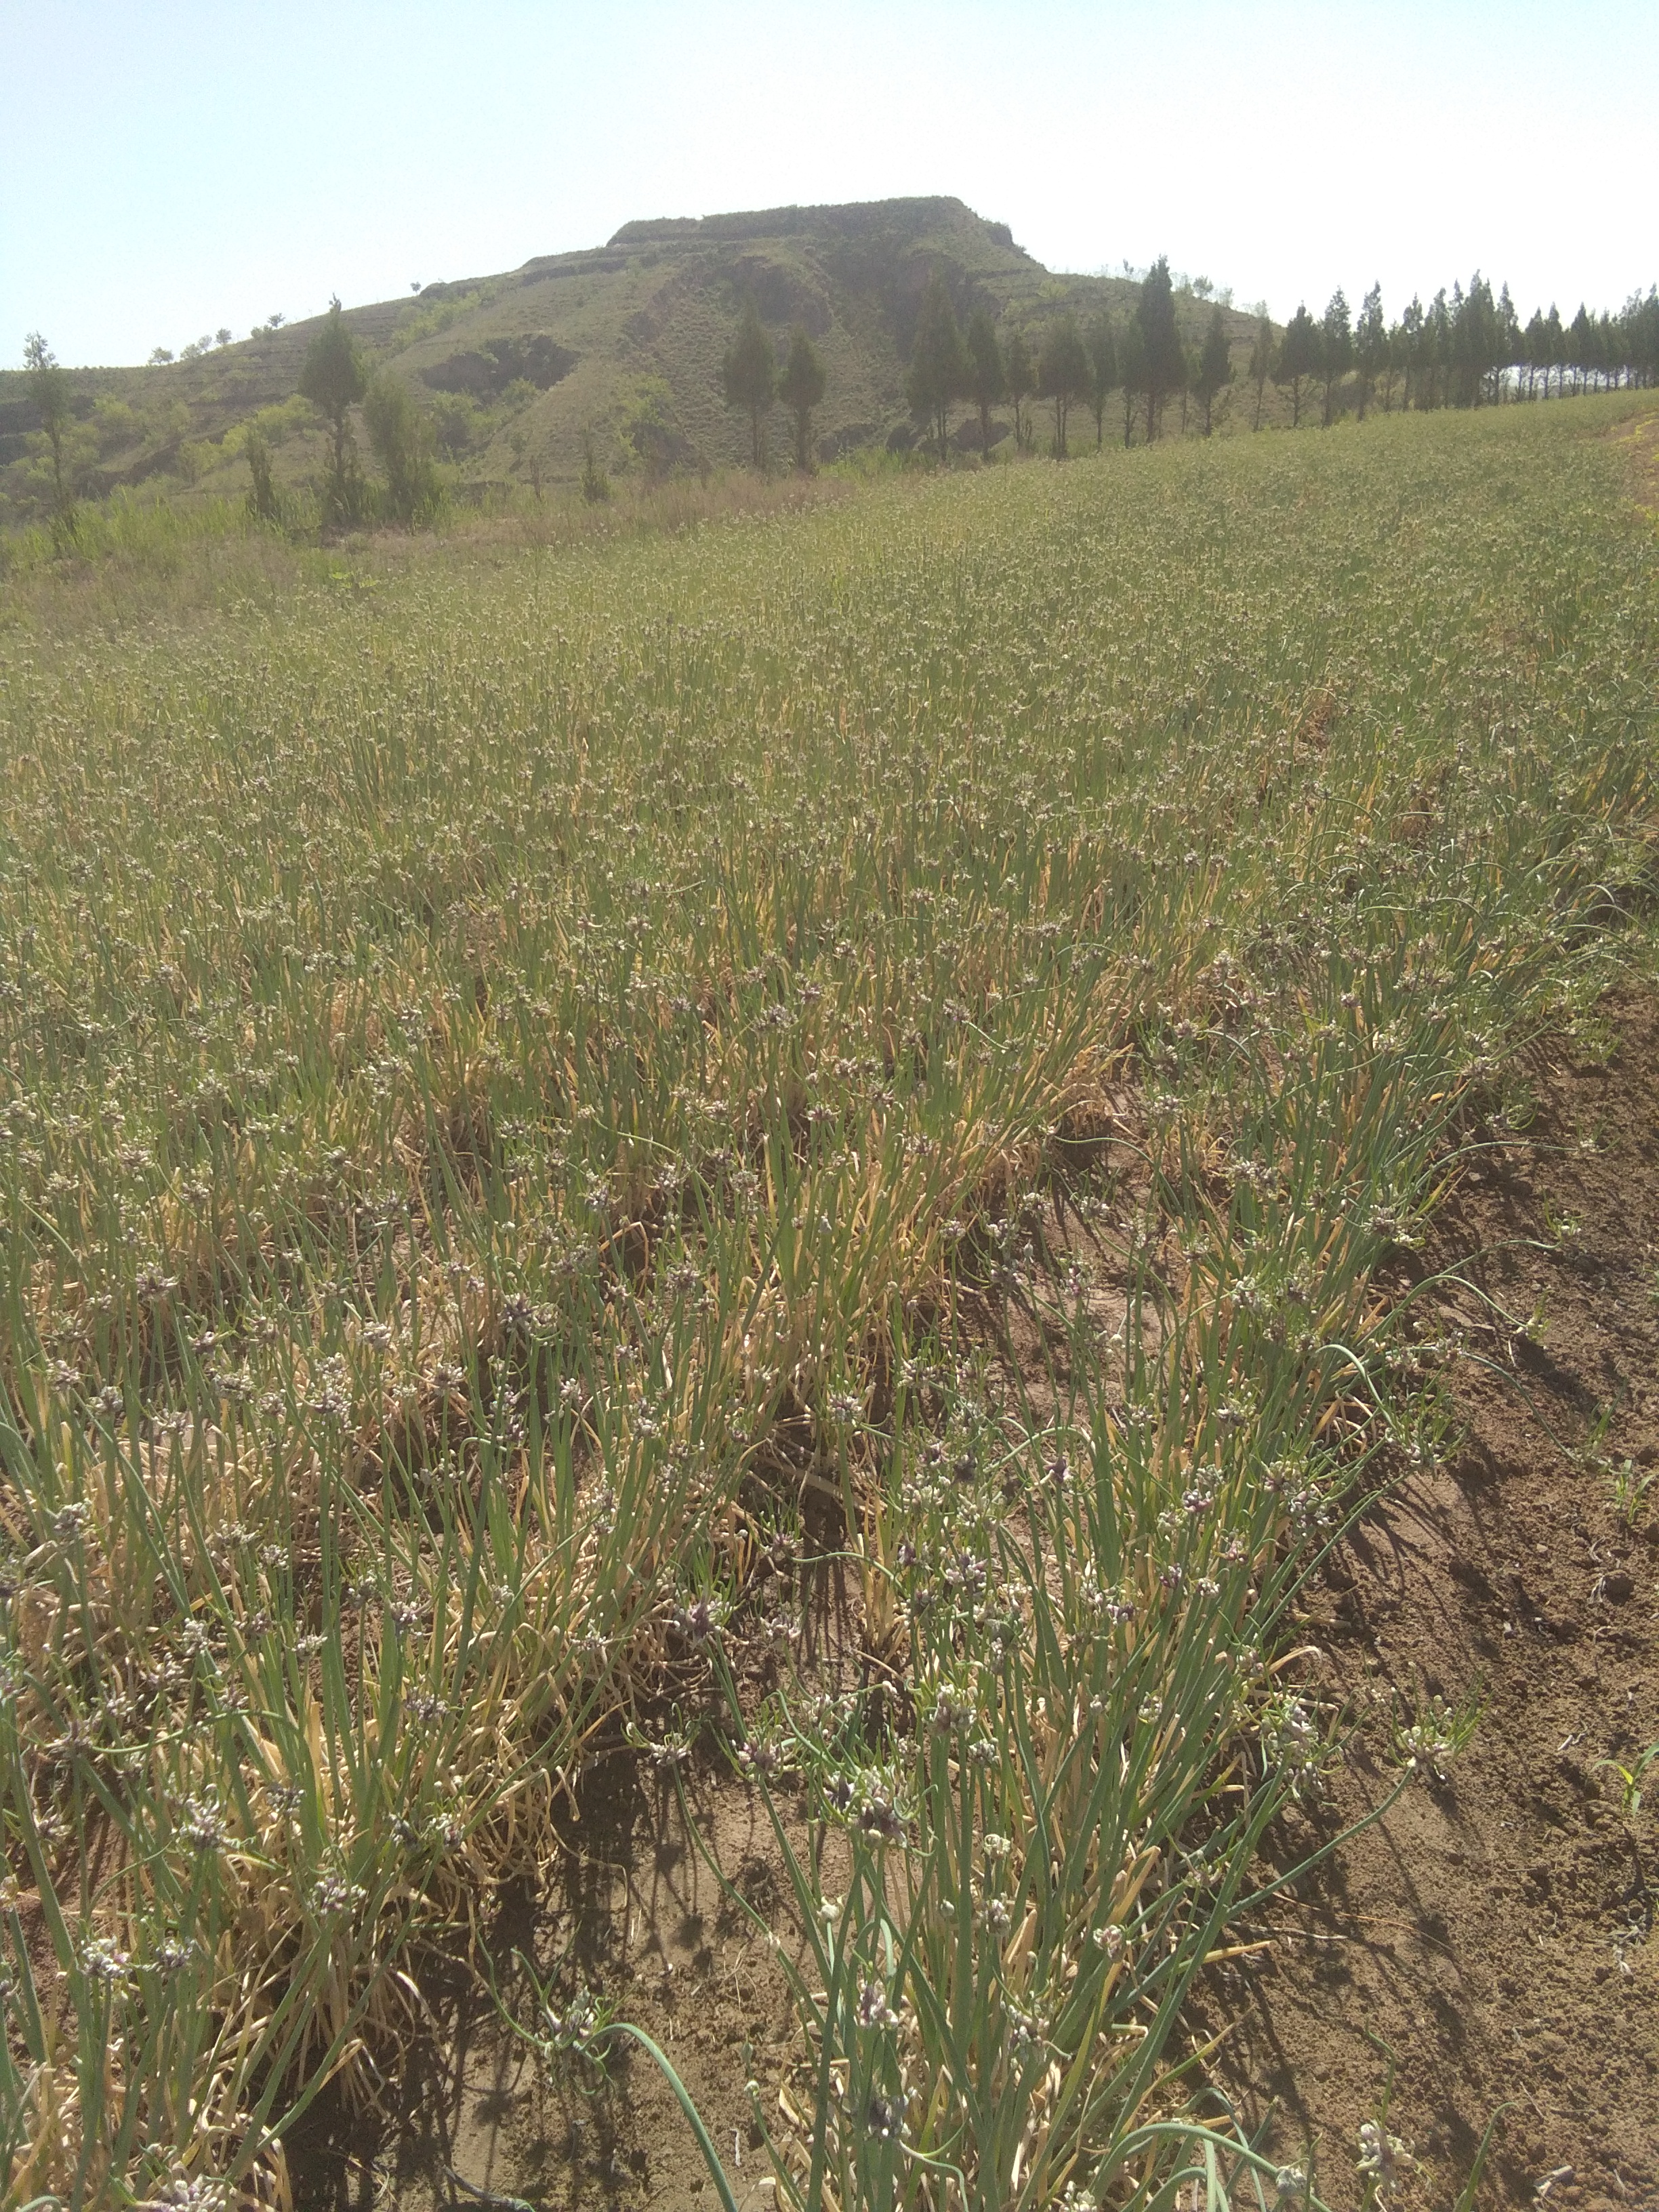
[
  {"left": 287, "top": 1750, "right": 814, "bottom": 2212},
  {"left": 1204, "top": 996, "right": 1659, "bottom": 2209},
  {"left": 1613, "top": 407, "right": 1659, "bottom": 518}
]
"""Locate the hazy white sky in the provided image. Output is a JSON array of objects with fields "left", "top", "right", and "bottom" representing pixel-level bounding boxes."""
[{"left": 4, "top": 0, "right": 1654, "bottom": 367}]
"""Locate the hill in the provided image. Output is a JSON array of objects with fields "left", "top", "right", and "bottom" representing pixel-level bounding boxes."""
[{"left": 0, "top": 197, "right": 1260, "bottom": 515}]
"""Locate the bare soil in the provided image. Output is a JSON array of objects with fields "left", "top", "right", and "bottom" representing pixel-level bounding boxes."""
[
  {"left": 288, "top": 1753, "right": 812, "bottom": 2212},
  {"left": 1204, "top": 997, "right": 1659, "bottom": 2210}
]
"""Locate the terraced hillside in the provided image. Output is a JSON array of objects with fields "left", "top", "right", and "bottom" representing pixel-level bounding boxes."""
[{"left": 0, "top": 198, "right": 1256, "bottom": 514}]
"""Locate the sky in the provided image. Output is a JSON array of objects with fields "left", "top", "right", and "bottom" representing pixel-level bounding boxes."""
[{"left": 3, "top": 0, "right": 1655, "bottom": 368}]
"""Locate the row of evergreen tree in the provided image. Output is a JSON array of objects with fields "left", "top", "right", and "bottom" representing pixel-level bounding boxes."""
[
  {"left": 718, "top": 260, "right": 1225, "bottom": 466},
  {"left": 903, "top": 259, "right": 1226, "bottom": 456},
  {"left": 724, "top": 257, "right": 1659, "bottom": 465},
  {"left": 1261, "top": 274, "right": 1659, "bottom": 430}
]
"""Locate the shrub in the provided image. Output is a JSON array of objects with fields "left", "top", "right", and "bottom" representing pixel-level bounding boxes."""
[
  {"left": 430, "top": 392, "right": 478, "bottom": 458},
  {"left": 581, "top": 429, "right": 611, "bottom": 504},
  {"left": 363, "top": 372, "right": 442, "bottom": 526},
  {"left": 244, "top": 426, "right": 282, "bottom": 524}
]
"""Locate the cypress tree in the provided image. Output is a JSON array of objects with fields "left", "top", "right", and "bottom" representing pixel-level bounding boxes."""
[
  {"left": 1135, "top": 257, "right": 1187, "bottom": 440},
  {"left": 1036, "top": 315, "right": 1089, "bottom": 457},
  {"left": 778, "top": 326, "right": 827, "bottom": 471},
  {"left": 964, "top": 307, "right": 1006, "bottom": 457},
  {"left": 1274, "top": 305, "right": 1319, "bottom": 428},
  {"left": 1543, "top": 305, "right": 1565, "bottom": 397},
  {"left": 906, "top": 271, "right": 968, "bottom": 463},
  {"left": 1003, "top": 329, "right": 1035, "bottom": 453},
  {"left": 1248, "top": 312, "right": 1273, "bottom": 431},
  {"left": 22, "top": 333, "right": 76, "bottom": 537},
  {"left": 1380, "top": 320, "right": 1403, "bottom": 413},
  {"left": 1496, "top": 284, "right": 1521, "bottom": 401},
  {"left": 1193, "top": 307, "right": 1231, "bottom": 435},
  {"left": 1406, "top": 298, "right": 1433, "bottom": 411},
  {"left": 1086, "top": 312, "right": 1117, "bottom": 448},
  {"left": 1427, "top": 289, "right": 1452, "bottom": 408},
  {"left": 722, "top": 298, "right": 777, "bottom": 468},
  {"left": 300, "top": 297, "right": 369, "bottom": 527},
  {"left": 1117, "top": 322, "right": 1147, "bottom": 445},
  {"left": 1318, "top": 289, "right": 1352, "bottom": 426},
  {"left": 1521, "top": 309, "right": 1547, "bottom": 400},
  {"left": 1568, "top": 304, "right": 1594, "bottom": 396},
  {"left": 1355, "top": 285, "right": 1386, "bottom": 418}
]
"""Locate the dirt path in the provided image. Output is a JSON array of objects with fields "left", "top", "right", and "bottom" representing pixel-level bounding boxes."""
[
  {"left": 1611, "top": 403, "right": 1659, "bottom": 517},
  {"left": 1206, "top": 997, "right": 1659, "bottom": 2209}
]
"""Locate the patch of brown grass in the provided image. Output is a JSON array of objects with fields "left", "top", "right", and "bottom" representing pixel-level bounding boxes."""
[{"left": 1608, "top": 401, "right": 1659, "bottom": 515}]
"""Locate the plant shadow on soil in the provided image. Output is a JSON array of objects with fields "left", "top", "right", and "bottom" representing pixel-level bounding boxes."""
[
  {"left": 286, "top": 1488, "right": 880, "bottom": 2212},
  {"left": 1200, "top": 993, "right": 1659, "bottom": 2211},
  {"left": 286, "top": 1745, "right": 811, "bottom": 2212}
]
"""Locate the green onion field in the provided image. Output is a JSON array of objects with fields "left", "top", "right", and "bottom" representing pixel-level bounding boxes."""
[{"left": 2, "top": 396, "right": 1656, "bottom": 2211}]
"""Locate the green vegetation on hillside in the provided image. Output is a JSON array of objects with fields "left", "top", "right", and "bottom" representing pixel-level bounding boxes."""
[
  {"left": 1, "top": 396, "right": 1655, "bottom": 2209},
  {"left": 0, "top": 201, "right": 1266, "bottom": 540},
  {"left": 6, "top": 199, "right": 1656, "bottom": 556}
]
